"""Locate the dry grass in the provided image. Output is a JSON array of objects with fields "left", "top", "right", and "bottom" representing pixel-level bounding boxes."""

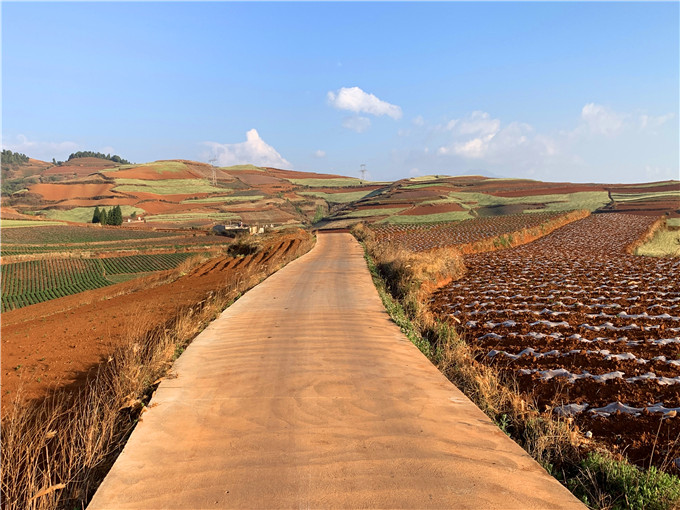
[
  {"left": 626, "top": 216, "right": 666, "bottom": 255},
  {"left": 1, "top": 231, "right": 315, "bottom": 510}
]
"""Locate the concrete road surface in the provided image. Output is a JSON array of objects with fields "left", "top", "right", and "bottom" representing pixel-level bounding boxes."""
[{"left": 88, "top": 233, "right": 584, "bottom": 509}]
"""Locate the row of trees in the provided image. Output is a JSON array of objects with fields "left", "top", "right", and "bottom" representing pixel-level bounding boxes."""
[
  {"left": 92, "top": 206, "right": 124, "bottom": 226},
  {"left": 1, "top": 150, "right": 30, "bottom": 167},
  {"left": 68, "top": 151, "right": 131, "bottom": 164}
]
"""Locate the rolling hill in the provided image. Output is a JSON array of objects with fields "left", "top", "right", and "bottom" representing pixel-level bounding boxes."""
[{"left": 1, "top": 157, "right": 678, "bottom": 229}]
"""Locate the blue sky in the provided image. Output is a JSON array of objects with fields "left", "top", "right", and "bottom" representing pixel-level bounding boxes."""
[{"left": 2, "top": 2, "right": 678, "bottom": 183}]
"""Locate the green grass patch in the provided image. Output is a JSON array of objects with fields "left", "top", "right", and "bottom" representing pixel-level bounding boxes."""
[
  {"left": 381, "top": 210, "right": 473, "bottom": 224},
  {"left": 337, "top": 207, "right": 407, "bottom": 218},
  {"left": 635, "top": 228, "right": 680, "bottom": 257},
  {"left": 113, "top": 178, "right": 223, "bottom": 195},
  {"left": 444, "top": 190, "right": 610, "bottom": 212},
  {"left": 0, "top": 219, "right": 66, "bottom": 228},
  {"left": 40, "top": 206, "right": 142, "bottom": 224},
  {"left": 299, "top": 190, "right": 374, "bottom": 204},
  {"left": 1, "top": 225, "right": 175, "bottom": 245},
  {"left": 611, "top": 190, "right": 680, "bottom": 202},
  {"left": 146, "top": 212, "right": 239, "bottom": 223},
  {"left": 181, "top": 195, "right": 265, "bottom": 204},
  {"left": 105, "top": 272, "right": 155, "bottom": 284},
  {"left": 401, "top": 182, "right": 450, "bottom": 190},
  {"left": 667, "top": 218, "right": 680, "bottom": 227},
  {"left": 289, "top": 178, "right": 365, "bottom": 188},
  {"left": 569, "top": 452, "right": 680, "bottom": 510},
  {"left": 219, "top": 164, "right": 266, "bottom": 172},
  {"left": 102, "top": 161, "right": 188, "bottom": 175}
]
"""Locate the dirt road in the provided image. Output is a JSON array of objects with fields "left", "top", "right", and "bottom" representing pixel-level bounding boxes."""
[{"left": 88, "top": 233, "right": 584, "bottom": 509}]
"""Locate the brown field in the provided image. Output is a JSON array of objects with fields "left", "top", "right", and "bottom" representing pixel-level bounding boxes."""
[
  {"left": 29, "top": 183, "right": 117, "bottom": 201},
  {"left": 429, "top": 214, "right": 680, "bottom": 469}
]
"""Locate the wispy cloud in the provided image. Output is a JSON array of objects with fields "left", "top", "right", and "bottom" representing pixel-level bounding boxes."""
[
  {"left": 438, "top": 111, "right": 554, "bottom": 162},
  {"left": 203, "top": 129, "right": 291, "bottom": 168},
  {"left": 328, "top": 87, "right": 402, "bottom": 120},
  {"left": 2, "top": 134, "right": 79, "bottom": 161},
  {"left": 313, "top": 149, "right": 326, "bottom": 158},
  {"left": 342, "top": 116, "right": 371, "bottom": 133}
]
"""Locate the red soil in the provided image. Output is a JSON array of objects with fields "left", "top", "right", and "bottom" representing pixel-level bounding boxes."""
[
  {"left": 231, "top": 171, "right": 287, "bottom": 186},
  {"left": 29, "top": 183, "right": 116, "bottom": 201},
  {"left": 401, "top": 202, "right": 466, "bottom": 216},
  {"left": 0, "top": 232, "right": 309, "bottom": 411}
]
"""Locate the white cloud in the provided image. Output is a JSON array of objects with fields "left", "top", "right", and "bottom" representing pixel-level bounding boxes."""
[
  {"left": 203, "top": 129, "right": 291, "bottom": 168},
  {"left": 412, "top": 115, "right": 425, "bottom": 127},
  {"left": 313, "top": 149, "right": 326, "bottom": 158},
  {"left": 2, "top": 134, "right": 79, "bottom": 161},
  {"left": 580, "top": 103, "right": 626, "bottom": 136},
  {"left": 409, "top": 167, "right": 421, "bottom": 176},
  {"left": 328, "top": 87, "right": 402, "bottom": 120},
  {"left": 342, "top": 116, "right": 371, "bottom": 133},
  {"left": 639, "top": 112, "right": 674, "bottom": 131},
  {"left": 437, "top": 112, "right": 557, "bottom": 167}
]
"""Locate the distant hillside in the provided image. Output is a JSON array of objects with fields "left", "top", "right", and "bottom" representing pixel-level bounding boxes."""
[{"left": 2, "top": 157, "right": 678, "bottom": 229}]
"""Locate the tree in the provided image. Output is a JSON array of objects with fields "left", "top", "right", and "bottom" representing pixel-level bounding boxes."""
[
  {"left": 92, "top": 206, "right": 101, "bottom": 224},
  {"left": 110, "top": 205, "right": 123, "bottom": 226},
  {"left": 99, "top": 208, "right": 108, "bottom": 226}
]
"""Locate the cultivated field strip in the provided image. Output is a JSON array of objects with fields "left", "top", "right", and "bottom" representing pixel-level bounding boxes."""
[
  {"left": 0, "top": 252, "right": 201, "bottom": 312},
  {"left": 0, "top": 234, "right": 229, "bottom": 257},
  {"left": 371, "top": 211, "right": 569, "bottom": 251},
  {"left": 430, "top": 214, "right": 680, "bottom": 465}
]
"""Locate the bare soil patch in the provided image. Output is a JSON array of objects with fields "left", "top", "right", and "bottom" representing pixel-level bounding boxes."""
[{"left": 29, "top": 183, "right": 116, "bottom": 201}]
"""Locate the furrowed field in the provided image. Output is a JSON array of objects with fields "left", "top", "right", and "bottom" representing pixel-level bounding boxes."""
[
  {"left": 0, "top": 224, "right": 229, "bottom": 311},
  {"left": 426, "top": 214, "right": 680, "bottom": 469}
]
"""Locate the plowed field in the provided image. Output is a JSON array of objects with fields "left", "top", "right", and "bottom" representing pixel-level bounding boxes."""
[{"left": 430, "top": 214, "right": 680, "bottom": 469}]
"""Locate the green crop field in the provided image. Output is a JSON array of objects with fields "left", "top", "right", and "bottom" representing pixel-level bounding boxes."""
[
  {"left": 0, "top": 219, "right": 67, "bottom": 228},
  {"left": 0, "top": 252, "right": 203, "bottom": 312},
  {"left": 336, "top": 207, "right": 407, "bottom": 219},
  {"left": 381, "top": 210, "right": 474, "bottom": 224},
  {"left": 441, "top": 190, "right": 611, "bottom": 212},
  {"left": 113, "top": 178, "right": 223, "bottom": 195},
  {"left": 219, "top": 164, "right": 266, "bottom": 172},
  {"left": 299, "top": 190, "right": 374, "bottom": 204},
  {"left": 1, "top": 225, "right": 176, "bottom": 245},
  {"left": 40, "top": 205, "right": 143, "bottom": 224},
  {"left": 401, "top": 183, "right": 450, "bottom": 190},
  {"left": 288, "top": 178, "right": 366, "bottom": 188},
  {"left": 145, "top": 212, "right": 239, "bottom": 222},
  {"left": 611, "top": 190, "right": 680, "bottom": 202},
  {"left": 103, "top": 160, "right": 189, "bottom": 174},
  {"left": 181, "top": 195, "right": 265, "bottom": 204}
]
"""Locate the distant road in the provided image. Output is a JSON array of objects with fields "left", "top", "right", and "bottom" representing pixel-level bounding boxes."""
[{"left": 88, "top": 233, "right": 584, "bottom": 509}]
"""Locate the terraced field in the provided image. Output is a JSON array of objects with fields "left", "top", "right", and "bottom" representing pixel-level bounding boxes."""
[{"left": 430, "top": 214, "right": 680, "bottom": 468}]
